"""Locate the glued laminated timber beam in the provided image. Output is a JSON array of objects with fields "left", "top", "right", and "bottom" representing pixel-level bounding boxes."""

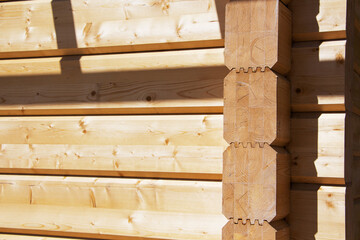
[
  {"left": 0, "top": 175, "right": 226, "bottom": 240},
  {"left": 0, "top": 114, "right": 226, "bottom": 180},
  {"left": 0, "top": 0, "right": 227, "bottom": 58},
  {"left": 0, "top": 48, "right": 227, "bottom": 116}
]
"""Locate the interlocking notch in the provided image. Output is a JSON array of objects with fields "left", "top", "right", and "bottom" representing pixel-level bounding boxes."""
[
  {"left": 224, "top": 0, "right": 292, "bottom": 75},
  {"left": 223, "top": 220, "right": 289, "bottom": 240},
  {"left": 223, "top": 0, "right": 292, "bottom": 239},
  {"left": 224, "top": 69, "right": 290, "bottom": 146}
]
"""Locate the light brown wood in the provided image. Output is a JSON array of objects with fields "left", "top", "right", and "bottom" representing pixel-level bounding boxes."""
[
  {"left": 290, "top": 184, "right": 346, "bottom": 240},
  {"left": 222, "top": 220, "right": 289, "bottom": 240},
  {"left": 224, "top": 0, "right": 291, "bottom": 74},
  {"left": 0, "top": 234, "right": 83, "bottom": 240},
  {"left": 0, "top": 48, "right": 226, "bottom": 115},
  {"left": 290, "top": 40, "right": 346, "bottom": 112},
  {"left": 290, "top": 0, "right": 347, "bottom": 41},
  {"left": 0, "top": 115, "right": 225, "bottom": 179},
  {"left": 288, "top": 113, "right": 345, "bottom": 184},
  {"left": 0, "top": 115, "right": 225, "bottom": 145},
  {"left": 0, "top": 0, "right": 227, "bottom": 58},
  {"left": 224, "top": 69, "right": 290, "bottom": 146},
  {"left": 0, "top": 175, "right": 226, "bottom": 240},
  {"left": 0, "top": 145, "right": 224, "bottom": 180},
  {"left": 223, "top": 144, "right": 289, "bottom": 224}
]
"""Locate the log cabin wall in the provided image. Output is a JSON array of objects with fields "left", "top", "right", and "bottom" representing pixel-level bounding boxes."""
[
  {"left": 288, "top": 0, "right": 359, "bottom": 239},
  {"left": 222, "top": 0, "right": 359, "bottom": 240},
  {"left": 0, "top": 0, "right": 358, "bottom": 240},
  {"left": 0, "top": 0, "right": 229, "bottom": 239}
]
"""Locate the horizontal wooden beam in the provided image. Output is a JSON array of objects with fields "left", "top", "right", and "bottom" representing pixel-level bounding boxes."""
[
  {"left": 0, "top": 234, "right": 82, "bottom": 240},
  {"left": 0, "top": 42, "right": 349, "bottom": 115},
  {"left": 0, "top": 48, "right": 226, "bottom": 115},
  {"left": 0, "top": 0, "right": 227, "bottom": 58},
  {"left": 289, "top": 0, "right": 347, "bottom": 42},
  {"left": 290, "top": 40, "right": 346, "bottom": 112},
  {"left": 0, "top": 175, "right": 226, "bottom": 240},
  {"left": 0, "top": 115, "right": 225, "bottom": 179},
  {"left": 288, "top": 113, "right": 345, "bottom": 184},
  {"left": 290, "top": 184, "right": 346, "bottom": 240},
  {"left": 0, "top": 113, "right": 349, "bottom": 185}
]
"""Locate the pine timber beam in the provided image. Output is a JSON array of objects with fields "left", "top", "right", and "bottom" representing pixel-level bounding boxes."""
[
  {"left": 289, "top": 0, "right": 347, "bottom": 42},
  {"left": 223, "top": 0, "right": 292, "bottom": 239},
  {"left": 0, "top": 0, "right": 227, "bottom": 58}
]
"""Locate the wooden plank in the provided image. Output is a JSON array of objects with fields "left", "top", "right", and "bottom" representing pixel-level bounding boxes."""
[
  {"left": 290, "top": 184, "right": 346, "bottom": 240},
  {"left": 224, "top": 69, "right": 290, "bottom": 146},
  {"left": 0, "top": 48, "right": 226, "bottom": 115},
  {"left": 0, "top": 0, "right": 227, "bottom": 58},
  {"left": 0, "top": 115, "right": 226, "bottom": 179},
  {"left": 0, "top": 234, "right": 82, "bottom": 240},
  {"left": 345, "top": 64, "right": 360, "bottom": 116},
  {"left": 288, "top": 113, "right": 345, "bottom": 185},
  {"left": 346, "top": 0, "right": 360, "bottom": 76},
  {"left": 0, "top": 175, "right": 226, "bottom": 240},
  {"left": 290, "top": 0, "right": 347, "bottom": 41},
  {"left": 224, "top": 0, "right": 291, "bottom": 74},
  {"left": 290, "top": 40, "right": 346, "bottom": 112},
  {"left": 223, "top": 144, "right": 290, "bottom": 223},
  {"left": 345, "top": 112, "right": 360, "bottom": 185},
  {"left": 2, "top": 41, "right": 351, "bottom": 115},
  {"left": 346, "top": 0, "right": 360, "bottom": 115},
  {"left": 222, "top": 220, "right": 289, "bottom": 240}
]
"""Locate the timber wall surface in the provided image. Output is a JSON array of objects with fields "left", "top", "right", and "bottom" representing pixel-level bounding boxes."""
[
  {"left": 0, "top": 0, "right": 229, "bottom": 239},
  {"left": 288, "top": 0, "right": 359, "bottom": 239},
  {"left": 0, "top": 0, "right": 358, "bottom": 240}
]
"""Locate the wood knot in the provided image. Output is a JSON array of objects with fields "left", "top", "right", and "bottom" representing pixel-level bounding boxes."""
[{"left": 335, "top": 52, "right": 345, "bottom": 64}]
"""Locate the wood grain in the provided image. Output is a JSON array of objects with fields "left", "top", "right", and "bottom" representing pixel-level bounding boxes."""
[
  {"left": 288, "top": 113, "right": 345, "bottom": 184},
  {"left": 0, "top": 0, "right": 227, "bottom": 58},
  {"left": 290, "top": 0, "right": 347, "bottom": 41},
  {"left": 0, "top": 175, "right": 226, "bottom": 240},
  {"left": 223, "top": 144, "right": 290, "bottom": 223},
  {"left": 224, "top": 0, "right": 291, "bottom": 74},
  {"left": 0, "top": 115, "right": 226, "bottom": 179},
  {"left": 0, "top": 234, "right": 83, "bottom": 240},
  {"left": 0, "top": 48, "right": 226, "bottom": 115},
  {"left": 290, "top": 184, "right": 346, "bottom": 240},
  {"left": 290, "top": 40, "right": 346, "bottom": 112},
  {"left": 224, "top": 69, "right": 290, "bottom": 146},
  {"left": 222, "top": 220, "right": 289, "bottom": 240}
]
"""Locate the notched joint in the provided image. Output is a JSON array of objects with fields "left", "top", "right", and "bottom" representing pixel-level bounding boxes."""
[
  {"left": 235, "top": 218, "right": 265, "bottom": 225},
  {"left": 233, "top": 66, "right": 268, "bottom": 73},
  {"left": 231, "top": 142, "right": 266, "bottom": 148}
]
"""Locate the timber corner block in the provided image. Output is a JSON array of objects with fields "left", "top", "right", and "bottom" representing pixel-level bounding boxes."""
[
  {"left": 223, "top": 144, "right": 290, "bottom": 223},
  {"left": 223, "top": 220, "right": 289, "bottom": 240},
  {"left": 224, "top": 69, "right": 290, "bottom": 146},
  {"left": 224, "top": 0, "right": 292, "bottom": 75}
]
